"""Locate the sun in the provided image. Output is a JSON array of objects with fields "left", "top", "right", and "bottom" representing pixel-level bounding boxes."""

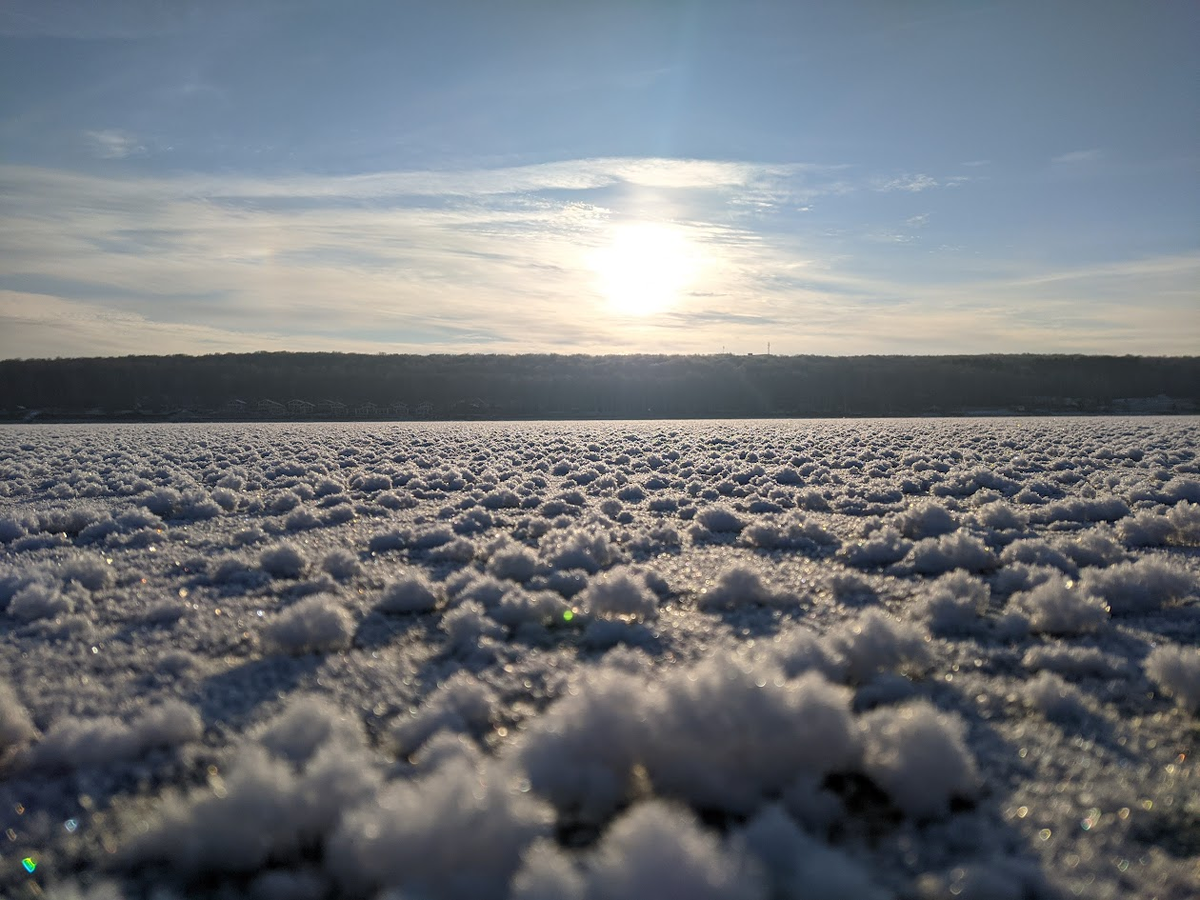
[{"left": 589, "top": 221, "right": 698, "bottom": 316}]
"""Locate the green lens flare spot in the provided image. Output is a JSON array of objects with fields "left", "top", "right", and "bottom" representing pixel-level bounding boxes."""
[
  {"left": 21, "top": 857, "right": 37, "bottom": 873},
  {"left": 562, "top": 609, "right": 575, "bottom": 622}
]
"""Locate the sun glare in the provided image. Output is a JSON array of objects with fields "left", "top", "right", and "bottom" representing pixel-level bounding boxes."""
[{"left": 589, "top": 221, "right": 698, "bottom": 316}]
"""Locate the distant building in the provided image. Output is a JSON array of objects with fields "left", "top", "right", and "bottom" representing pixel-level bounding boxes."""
[
  {"left": 286, "top": 399, "right": 315, "bottom": 416},
  {"left": 414, "top": 401, "right": 434, "bottom": 418},
  {"left": 354, "top": 401, "right": 378, "bottom": 418},
  {"left": 317, "top": 399, "right": 348, "bottom": 417},
  {"left": 223, "top": 399, "right": 248, "bottom": 416},
  {"left": 390, "top": 402, "right": 410, "bottom": 418},
  {"left": 258, "top": 399, "right": 285, "bottom": 417}
]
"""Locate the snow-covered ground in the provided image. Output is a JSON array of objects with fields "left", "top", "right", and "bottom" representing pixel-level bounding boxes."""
[{"left": 1, "top": 418, "right": 1198, "bottom": 900}]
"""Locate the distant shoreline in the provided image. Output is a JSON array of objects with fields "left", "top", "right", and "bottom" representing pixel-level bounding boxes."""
[
  {"left": 3, "top": 352, "right": 1197, "bottom": 422},
  {"left": 5, "top": 411, "right": 1198, "bottom": 426}
]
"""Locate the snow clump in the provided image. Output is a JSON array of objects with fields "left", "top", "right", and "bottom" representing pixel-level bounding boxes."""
[
  {"left": 7, "top": 579, "right": 80, "bottom": 622},
  {"left": 377, "top": 571, "right": 441, "bottom": 613},
  {"left": 541, "top": 527, "right": 615, "bottom": 573},
  {"left": 897, "top": 500, "right": 958, "bottom": 539},
  {"left": 827, "top": 609, "right": 929, "bottom": 684},
  {"left": 390, "top": 671, "right": 497, "bottom": 756},
  {"left": 917, "top": 570, "right": 991, "bottom": 636},
  {"left": 1009, "top": 574, "right": 1109, "bottom": 636},
  {"left": 261, "top": 594, "right": 353, "bottom": 655},
  {"left": 1078, "top": 557, "right": 1196, "bottom": 615},
  {"left": 0, "top": 680, "right": 36, "bottom": 755},
  {"left": 254, "top": 695, "right": 366, "bottom": 766},
  {"left": 259, "top": 543, "right": 308, "bottom": 579},
  {"left": 579, "top": 567, "right": 659, "bottom": 621},
  {"left": 30, "top": 701, "right": 202, "bottom": 772},
  {"left": 907, "top": 532, "right": 995, "bottom": 575},
  {"left": 697, "top": 564, "right": 787, "bottom": 611},
  {"left": 1143, "top": 645, "right": 1200, "bottom": 712},
  {"left": 860, "top": 700, "right": 979, "bottom": 819},
  {"left": 519, "top": 655, "right": 859, "bottom": 821},
  {"left": 1020, "top": 671, "right": 1093, "bottom": 726},
  {"left": 327, "top": 756, "right": 552, "bottom": 900},
  {"left": 694, "top": 505, "right": 746, "bottom": 534},
  {"left": 583, "top": 800, "right": 766, "bottom": 900}
]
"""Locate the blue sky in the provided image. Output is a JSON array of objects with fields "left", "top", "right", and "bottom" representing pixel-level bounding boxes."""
[{"left": 1, "top": 0, "right": 1196, "bottom": 358}]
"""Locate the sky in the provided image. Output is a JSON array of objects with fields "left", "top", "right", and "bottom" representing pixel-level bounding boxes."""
[{"left": 1, "top": 0, "right": 1197, "bottom": 358}]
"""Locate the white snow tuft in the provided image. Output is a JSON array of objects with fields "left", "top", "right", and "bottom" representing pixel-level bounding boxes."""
[
  {"left": 827, "top": 609, "right": 929, "bottom": 684},
  {"left": 840, "top": 527, "right": 911, "bottom": 569},
  {"left": 259, "top": 543, "right": 308, "bottom": 579},
  {"left": 328, "top": 756, "right": 552, "bottom": 900},
  {"left": 1079, "top": 557, "right": 1197, "bottom": 615},
  {"left": 860, "top": 700, "right": 979, "bottom": 819},
  {"left": 377, "top": 571, "right": 441, "bottom": 613},
  {"left": 897, "top": 500, "right": 958, "bottom": 539},
  {"left": 585, "top": 800, "right": 767, "bottom": 900},
  {"left": 579, "top": 568, "right": 659, "bottom": 621},
  {"left": 390, "top": 671, "right": 497, "bottom": 756},
  {"left": 694, "top": 505, "right": 747, "bottom": 534},
  {"left": 1144, "top": 645, "right": 1200, "bottom": 712},
  {"left": 1020, "top": 671, "right": 1093, "bottom": 725},
  {"left": 124, "top": 742, "right": 380, "bottom": 879},
  {"left": 541, "top": 527, "right": 615, "bottom": 573},
  {"left": 520, "top": 657, "right": 858, "bottom": 820},
  {"left": 510, "top": 839, "right": 585, "bottom": 900},
  {"left": 8, "top": 579, "right": 80, "bottom": 622},
  {"left": 1010, "top": 574, "right": 1109, "bottom": 635},
  {"left": 254, "top": 694, "right": 365, "bottom": 766},
  {"left": 486, "top": 544, "right": 540, "bottom": 582},
  {"left": 908, "top": 532, "right": 996, "bottom": 575},
  {"left": 697, "top": 564, "right": 788, "bottom": 611},
  {"left": 917, "top": 570, "right": 991, "bottom": 636},
  {"left": 261, "top": 594, "right": 353, "bottom": 655},
  {"left": 0, "top": 680, "right": 37, "bottom": 754},
  {"left": 31, "top": 701, "right": 202, "bottom": 772}
]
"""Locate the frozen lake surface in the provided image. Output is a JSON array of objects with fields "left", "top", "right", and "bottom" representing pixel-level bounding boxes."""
[{"left": 1, "top": 418, "right": 1198, "bottom": 899}]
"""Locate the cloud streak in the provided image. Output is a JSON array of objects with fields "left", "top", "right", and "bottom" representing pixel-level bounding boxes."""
[{"left": 84, "top": 130, "right": 145, "bottom": 160}]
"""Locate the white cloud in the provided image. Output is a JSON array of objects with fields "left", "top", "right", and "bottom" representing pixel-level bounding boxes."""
[
  {"left": 875, "top": 174, "right": 937, "bottom": 192},
  {"left": 84, "top": 129, "right": 144, "bottom": 159}
]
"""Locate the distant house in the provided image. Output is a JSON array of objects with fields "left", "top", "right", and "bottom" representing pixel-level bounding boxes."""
[
  {"left": 390, "top": 402, "right": 410, "bottom": 418},
  {"left": 258, "top": 399, "right": 285, "bottom": 417},
  {"left": 354, "top": 401, "right": 378, "bottom": 418},
  {"left": 287, "top": 399, "right": 315, "bottom": 416},
  {"left": 223, "top": 399, "right": 248, "bottom": 417},
  {"left": 414, "top": 401, "right": 434, "bottom": 418},
  {"left": 317, "top": 399, "right": 348, "bottom": 418}
]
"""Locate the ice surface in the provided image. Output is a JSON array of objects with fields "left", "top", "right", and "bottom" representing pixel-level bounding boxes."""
[{"left": 0, "top": 417, "right": 1197, "bottom": 898}]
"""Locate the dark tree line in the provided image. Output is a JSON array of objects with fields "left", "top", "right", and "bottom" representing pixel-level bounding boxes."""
[{"left": 1, "top": 352, "right": 1197, "bottom": 420}]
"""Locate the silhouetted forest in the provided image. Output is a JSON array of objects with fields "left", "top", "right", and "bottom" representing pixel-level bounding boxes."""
[{"left": 1, "top": 353, "right": 1197, "bottom": 421}]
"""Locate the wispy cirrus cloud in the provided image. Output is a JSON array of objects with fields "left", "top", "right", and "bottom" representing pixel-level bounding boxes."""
[
  {"left": 84, "top": 129, "right": 145, "bottom": 160},
  {"left": 875, "top": 173, "right": 938, "bottom": 193}
]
